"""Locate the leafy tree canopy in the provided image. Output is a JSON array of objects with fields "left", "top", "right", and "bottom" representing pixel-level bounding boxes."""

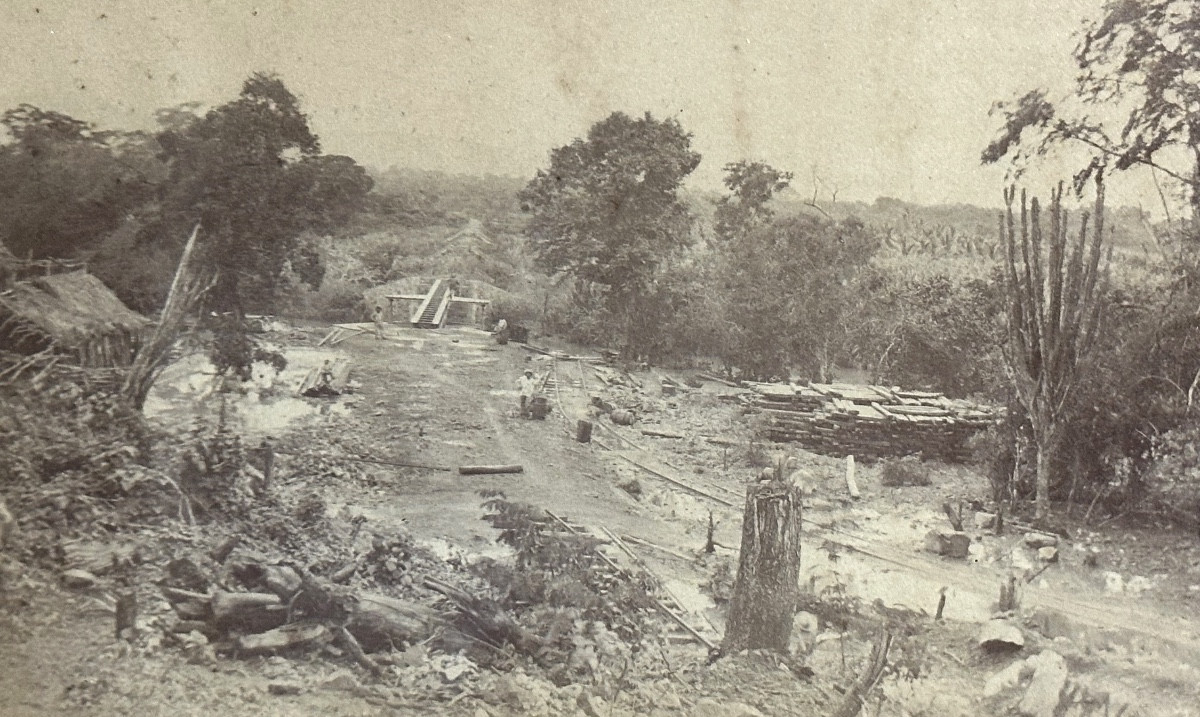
[
  {"left": 518, "top": 111, "right": 701, "bottom": 298},
  {"left": 714, "top": 160, "right": 793, "bottom": 242},
  {"left": 150, "top": 72, "right": 372, "bottom": 313},
  {"left": 984, "top": 0, "right": 1200, "bottom": 208},
  {"left": 0, "top": 106, "right": 163, "bottom": 258}
]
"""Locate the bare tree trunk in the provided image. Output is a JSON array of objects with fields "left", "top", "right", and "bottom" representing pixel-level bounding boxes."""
[
  {"left": 722, "top": 465, "right": 802, "bottom": 654},
  {"left": 1035, "top": 434, "right": 1054, "bottom": 522}
]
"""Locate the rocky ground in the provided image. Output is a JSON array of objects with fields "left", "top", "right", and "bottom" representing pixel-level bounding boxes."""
[{"left": 2, "top": 320, "right": 1199, "bottom": 716}]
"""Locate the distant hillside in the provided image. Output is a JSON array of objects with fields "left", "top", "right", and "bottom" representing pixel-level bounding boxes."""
[
  {"left": 773, "top": 193, "right": 1154, "bottom": 254},
  {"left": 357, "top": 168, "right": 1155, "bottom": 259},
  {"left": 366, "top": 166, "right": 528, "bottom": 233}
]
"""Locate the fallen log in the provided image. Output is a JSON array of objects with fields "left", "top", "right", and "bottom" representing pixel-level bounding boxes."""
[
  {"left": 211, "top": 591, "right": 287, "bottom": 632},
  {"left": 236, "top": 621, "right": 332, "bottom": 655},
  {"left": 641, "top": 428, "right": 684, "bottom": 439},
  {"left": 62, "top": 540, "right": 141, "bottom": 576},
  {"left": 209, "top": 535, "right": 241, "bottom": 564},
  {"left": 698, "top": 372, "right": 741, "bottom": 388},
  {"left": 346, "top": 592, "right": 444, "bottom": 652},
  {"left": 458, "top": 464, "right": 524, "bottom": 475},
  {"left": 162, "top": 587, "right": 210, "bottom": 604}
]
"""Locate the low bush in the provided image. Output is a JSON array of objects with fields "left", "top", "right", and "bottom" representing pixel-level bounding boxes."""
[{"left": 879, "top": 456, "right": 931, "bottom": 487}]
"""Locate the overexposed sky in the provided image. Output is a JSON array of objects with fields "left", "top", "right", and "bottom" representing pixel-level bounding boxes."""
[{"left": 3, "top": 0, "right": 1159, "bottom": 209}]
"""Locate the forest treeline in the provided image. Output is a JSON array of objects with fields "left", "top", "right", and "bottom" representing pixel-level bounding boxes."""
[{"left": 6, "top": 0, "right": 1200, "bottom": 526}]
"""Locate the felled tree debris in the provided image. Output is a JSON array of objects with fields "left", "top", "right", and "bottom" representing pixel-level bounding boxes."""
[{"left": 160, "top": 556, "right": 444, "bottom": 663}]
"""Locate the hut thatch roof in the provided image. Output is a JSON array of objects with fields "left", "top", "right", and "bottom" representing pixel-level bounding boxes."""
[{"left": 0, "top": 271, "right": 150, "bottom": 350}]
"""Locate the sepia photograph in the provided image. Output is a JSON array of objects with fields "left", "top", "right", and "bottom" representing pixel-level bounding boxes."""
[{"left": 1, "top": 1, "right": 1198, "bottom": 715}]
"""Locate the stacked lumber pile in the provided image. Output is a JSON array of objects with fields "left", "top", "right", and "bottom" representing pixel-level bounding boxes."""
[{"left": 750, "top": 382, "right": 999, "bottom": 461}]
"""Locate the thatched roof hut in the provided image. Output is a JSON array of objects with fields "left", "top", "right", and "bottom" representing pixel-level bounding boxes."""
[{"left": 0, "top": 271, "right": 151, "bottom": 367}]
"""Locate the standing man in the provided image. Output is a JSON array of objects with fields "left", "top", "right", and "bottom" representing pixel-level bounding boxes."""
[
  {"left": 516, "top": 368, "right": 537, "bottom": 418},
  {"left": 372, "top": 305, "right": 386, "bottom": 340}
]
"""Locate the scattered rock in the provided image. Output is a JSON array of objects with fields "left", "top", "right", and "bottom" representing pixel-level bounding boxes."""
[
  {"left": 924, "top": 530, "right": 971, "bottom": 559},
  {"left": 267, "top": 683, "right": 303, "bottom": 696},
  {"left": 983, "top": 659, "right": 1026, "bottom": 697},
  {"left": 975, "top": 511, "right": 997, "bottom": 529},
  {"left": 793, "top": 610, "right": 819, "bottom": 633},
  {"left": 978, "top": 619, "right": 1025, "bottom": 652},
  {"left": 393, "top": 643, "right": 428, "bottom": 667},
  {"left": 1018, "top": 650, "right": 1068, "bottom": 717},
  {"left": 438, "top": 654, "right": 476, "bottom": 682},
  {"left": 321, "top": 673, "right": 359, "bottom": 692},
  {"left": 1125, "top": 575, "right": 1153, "bottom": 594},
  {"left": 165, "top": 557, "right": 211, "bottom": 592},
  {"left": 577, "top": 692, "right": 608, "bottom": 717},
  {"left": 60, "top": 569, "right": 98, "bottom": 589},
  {"left": 1037, "top": 546, "right": 1059, "bottom": 563},
  {"left": 1024, "top": 532, "right": 1059, "bottom": 549}
]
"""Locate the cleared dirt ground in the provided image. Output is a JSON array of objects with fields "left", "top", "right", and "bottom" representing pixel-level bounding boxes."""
[{"left": 2, "top": 321, "right": 1199, "bottom": 716}]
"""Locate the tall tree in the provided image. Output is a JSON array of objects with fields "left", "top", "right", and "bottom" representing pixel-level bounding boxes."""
[
  {"left": 0, "top": 106, "right": 163, "bottom": 258},
  {"left": 519, "top": 111, "right": 700, "bottom": 352},
  {"left": 151, "top": 73, "right": 372, "bottom": 317},
  {"left": 713, "top": 160, "right": 793, "bottom": 242},
  {"left": 715, "top": 213, "right": 879, "bottom": 380},
  {"left": 1000, "top": 178, "right": 1110, "bottom": 521},
  {"left": 983, "top": 0, "right": 1200, "bottom": 211}
]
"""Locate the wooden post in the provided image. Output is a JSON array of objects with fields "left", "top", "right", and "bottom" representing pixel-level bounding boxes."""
[
  {"left": 115, "top": 590, "right": 138, "bottom": 640},
  {"left": 845, "top": 455, "right": 861, "bottom": 499},
  {"left": 576, "top": 419, "right": 593, "bottom": 443},
  {"left": 721, "top": 457, "right": 803, "bottom": 654},
  {"left": 261, "top": 439, "right": 274, "bottom": 489}
]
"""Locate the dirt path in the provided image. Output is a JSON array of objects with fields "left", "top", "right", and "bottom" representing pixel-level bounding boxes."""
[{"left": 5, "top": 321, "right": 1199, "bottom": 715}]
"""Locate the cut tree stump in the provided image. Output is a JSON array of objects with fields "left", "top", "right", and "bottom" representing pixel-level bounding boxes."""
[{"left": 721, "top": 466, "right": 803, "bottom": 654}]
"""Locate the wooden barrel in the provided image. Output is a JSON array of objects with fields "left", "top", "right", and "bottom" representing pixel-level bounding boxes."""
[{"left": 575, "top": 419, "right": 593, "bottom": 443}]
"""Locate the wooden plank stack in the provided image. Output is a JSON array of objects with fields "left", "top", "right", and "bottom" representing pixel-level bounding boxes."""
[{"left": 749, "top": 381, "right": 999, "bottom": 462}]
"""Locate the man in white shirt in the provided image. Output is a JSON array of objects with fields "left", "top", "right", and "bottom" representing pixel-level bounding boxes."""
[{"left": 516, "top": 369, "right": 537, "bottom": 417}]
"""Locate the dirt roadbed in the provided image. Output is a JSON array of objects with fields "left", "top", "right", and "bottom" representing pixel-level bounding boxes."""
[{"left": 2, "top": 323, "right": 1198, "bottom": 716}]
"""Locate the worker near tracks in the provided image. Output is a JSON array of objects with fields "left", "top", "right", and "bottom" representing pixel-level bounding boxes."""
[
  {"left": 372, "top": 305, "right": 386, "bottom": 340},
  {"left": 516, "top": 368, "right": 538, "bottom": 417}
]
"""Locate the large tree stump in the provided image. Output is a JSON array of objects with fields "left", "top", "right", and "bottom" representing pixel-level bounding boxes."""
[{"left": 722, "top": 462, "right": 803, "bottom": 654}]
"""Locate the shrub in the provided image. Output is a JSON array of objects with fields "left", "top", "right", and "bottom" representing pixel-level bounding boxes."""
[
  {"left": 617, "top": 478, "right": 642, "bottom": 498},
  {"left": 879, "top": 456, "right": 931, "bottom": 487},
  {"left": 485, "top": 293, "right": 541, "bottom": 332},
  {"left": 278, "top": 277, "right": 367, "bottom": 322}
]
